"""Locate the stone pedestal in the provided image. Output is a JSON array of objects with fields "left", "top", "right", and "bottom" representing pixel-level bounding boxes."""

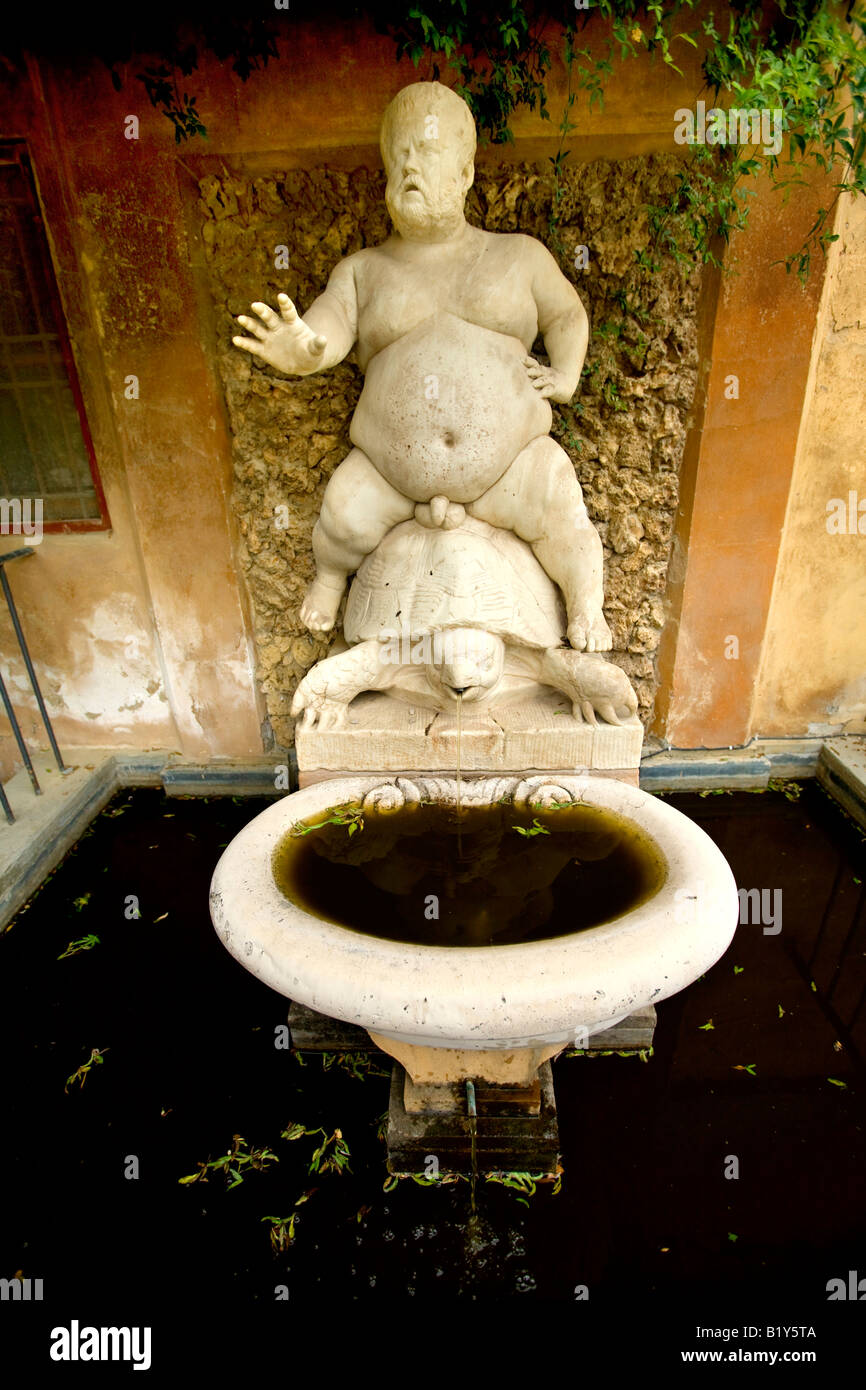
[
  {"left": 368, "top": 1031, "right": 563, "bottom": 1086},
  {"left": 297, "top": 689, "right": 643, "bottom": 783},
  {"left": 385, "top": 1062, "right": 560, "bottom": 1177},
  {"left": 285, "top": 1001, "right": 656, "bottom": 1174}
]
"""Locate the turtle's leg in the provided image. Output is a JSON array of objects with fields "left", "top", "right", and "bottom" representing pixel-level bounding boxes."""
[
  {"left": 467, "top": 436, "right": 611, "bottom": 653},
  {"left": 301, "top": 449, "right": 415, "bottom": 632},
  {"left": 291, "top": 641, "right": 392, "bottom": 730},
  {"left": 539, "top": 647, "right": 638, "bottom": 725}
]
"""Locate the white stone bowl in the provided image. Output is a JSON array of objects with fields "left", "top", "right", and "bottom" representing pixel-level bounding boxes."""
[{"left": 209, "top": 774, "right": 739, "bottom": 1051}]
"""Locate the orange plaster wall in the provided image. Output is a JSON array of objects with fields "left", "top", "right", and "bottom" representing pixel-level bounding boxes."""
[
  {"left": 660, "top": 169, "right": 831, "bottom": 749},
  {"left": 0, "top": 63, "right": 182, "bottom": 773},
  {"left": 178, "top": 12, "right": 708, "bottom": 165},
  {"left": 0, "top": 52, "right": 265, "bottom": 771},
  {"left": 751, "top": 193, "right": 866, "bottom": 737}
]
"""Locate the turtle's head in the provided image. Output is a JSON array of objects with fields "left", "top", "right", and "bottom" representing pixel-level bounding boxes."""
[{"left": 425, "top": 628, "right": 505, "bottom": 705}]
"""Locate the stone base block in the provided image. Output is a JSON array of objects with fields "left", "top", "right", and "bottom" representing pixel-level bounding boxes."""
[
  {"left": 403, "top": 1073, "right": 542, "bottom": 1116},
  {"left": 569, "top": 1004, "right": 657, "bottom": 1052},
  {"left": 386, "top": 1063, "right": 560, "bottom": 1176},
  {"left": 297, "top": 689, "right": 642, "bottom": 776},
  {"left": 286, "top": 1000, "right": 657, "bottom": 1055},
  {"left": 286, "top": 1003, "right": 372, "bottom": 1052},
  {"left": 818, "top": 735, "right": 866, "bottom": 833},
  {"left": 299, "top": 766, "right": 639, "bottom": 788}
]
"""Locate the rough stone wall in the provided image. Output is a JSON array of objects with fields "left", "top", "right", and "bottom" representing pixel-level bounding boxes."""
[{"left": 199, "top": 156, "right": 700, "bottom": 746}]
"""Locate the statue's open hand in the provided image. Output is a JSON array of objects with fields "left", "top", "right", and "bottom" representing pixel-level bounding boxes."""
[
  {"left": 522, "top": 356, "right": 572, "bottom": 402},
  {"left": 233, "top": 294, "right": 327, "bottom": 376}
]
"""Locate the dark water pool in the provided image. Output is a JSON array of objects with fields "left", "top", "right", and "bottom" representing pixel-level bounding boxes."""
[
  {"left": 0, "top": 781, "right": 863, "bottom": 1368},
  {"left": 274, "top": 798, "right": 666, "bottom": 945}
]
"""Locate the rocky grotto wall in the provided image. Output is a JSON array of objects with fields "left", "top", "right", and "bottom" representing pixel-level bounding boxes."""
[{"left": 200, "top": 155, "right": 701, "bottom": 747}]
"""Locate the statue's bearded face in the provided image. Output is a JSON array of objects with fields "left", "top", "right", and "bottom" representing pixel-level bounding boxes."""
[{"left": 384, "top": 114, "right": 473, "bottom": 241}]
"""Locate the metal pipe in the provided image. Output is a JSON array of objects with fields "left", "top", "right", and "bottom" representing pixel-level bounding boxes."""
[
  {"left": 0, "top": 550, "right": 66, "bottom": 772},
  {"left": 0, "top": 665, "right": 40, "bottom": 795},
  {"left": 0, "top": 779, "right": 14, "bottom": 825},
  {"left": 466, "top": 1078, "right": 477, "bottom": 1119}
]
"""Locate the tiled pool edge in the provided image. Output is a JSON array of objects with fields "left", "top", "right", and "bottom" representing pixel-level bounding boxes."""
[
  {"left": 0, "top": 755, "right": 121, "bottom": 930},
  {"left": 817, "top": 736, "right": 866, "bottom": 834},
  {"left": 639, "top": 738, "right": 823, "bottom": 792}
]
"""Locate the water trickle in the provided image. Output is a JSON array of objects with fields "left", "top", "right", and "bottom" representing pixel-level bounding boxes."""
[
  {"left": 455, "top": 692, "right": 464, "bottom": 860},
  {"left": 466, "top": 1078, "right": 478, "bottom": 1214}
]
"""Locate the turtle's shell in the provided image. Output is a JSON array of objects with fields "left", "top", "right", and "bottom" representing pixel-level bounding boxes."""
[{"left": 343, "top": 517, "right": 565, "bottom": 650}]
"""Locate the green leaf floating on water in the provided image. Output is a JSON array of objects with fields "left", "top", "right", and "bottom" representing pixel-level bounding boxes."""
[
  {"left": 58, "top": 934, "right": 100, "bottom": 960},
  {"left": 290, "top": 806, "right": 365, "bottom": 837},
  {"left": 512, "top": 819, "right": 550, "bottom": 838}
]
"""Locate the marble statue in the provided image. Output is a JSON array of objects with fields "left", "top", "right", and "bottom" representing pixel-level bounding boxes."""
[{"left": 234, "top": 80, "right": 637, "bottom": 732}]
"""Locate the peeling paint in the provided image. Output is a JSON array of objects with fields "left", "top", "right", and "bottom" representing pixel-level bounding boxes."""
[{"left": 11, "top": 595, "right": 168, "bottom": 730}]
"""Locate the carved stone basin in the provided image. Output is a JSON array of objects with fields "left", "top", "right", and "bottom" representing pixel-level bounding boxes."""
[{"left": 209, "top": 773, "right": 739, "bottom": 1083}]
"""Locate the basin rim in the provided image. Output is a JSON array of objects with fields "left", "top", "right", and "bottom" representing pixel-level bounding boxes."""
[{"left": 209, "top": 773, "right": 739, "bottom": 1048}]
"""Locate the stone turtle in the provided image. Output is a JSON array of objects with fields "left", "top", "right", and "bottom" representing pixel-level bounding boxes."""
[{"left": 292, "top": 514, "right": 638, "bottom": 731}]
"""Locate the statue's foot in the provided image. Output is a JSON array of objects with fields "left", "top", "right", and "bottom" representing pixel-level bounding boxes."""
[
  {"left": 544, "top": 646, "right": 638, "bottom": 726},
  {"left": 567, "top": 611, "right": 612, "bottom": 653},
  {"left": 291, "top": 682, "right": 349, "bottom": 732},
  {"left": 572, "top": 698, "right": 621, "bottom": 726},
  {"left": 300, "top": 577, "right": 345, "bottom": 632},
  {"left": 306, "top": 699, "right": 349, "bottom": 732}
]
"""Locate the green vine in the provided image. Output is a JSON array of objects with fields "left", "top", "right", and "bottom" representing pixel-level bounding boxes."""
[
  {"left": 373, "top": 0, "right": 554, "bottom": 142},
  {"left": 104, "top": 15, "right": 279, "bottom": 144},
  {"left": 6, "top": 3, "right": 861, "bottom": 275},
  {"left": 372, "top": 0, "right": 866, "bottom": 277},
  {"left": 548, "top": 25, "right": 580, "bottom": 256}
]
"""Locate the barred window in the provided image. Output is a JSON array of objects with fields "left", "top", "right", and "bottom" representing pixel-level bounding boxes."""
[{"left": 0, "top": 141, "right": 108, "bottom": 529}]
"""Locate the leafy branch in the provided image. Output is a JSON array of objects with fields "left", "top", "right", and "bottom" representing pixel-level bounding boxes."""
[
  {"left": 289, "top": 805, "right": 365, "bottom": 838},
  {"left": 9, "top": 2, "right": 858, "bottom": 270},
  {"left": 263, "top": 1125, "right": 353, "bottom": 1250},
  {"left": 99, "top": 12, "right": 281, "bottom": 142},
  {"left": 64, "top": 1046, "right": 109, "bottom": 1092},
  {"left": 282, "top": 1122, "right": 352, "bottom": 1176},
  {"left": 58, "top": 933, "right": 100, "bottom": 960},
  {"left": 374, "top": 1, "right": 866, "bottom": 277},
  {"left": 178, "top": 1133, "right": 280, "bottom": 1189},
  {"left": 320, "top": 1051, "right": 391, "bottom": 1080}
]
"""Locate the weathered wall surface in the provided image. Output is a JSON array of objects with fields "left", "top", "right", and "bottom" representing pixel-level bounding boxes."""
[
  {"left": 752, "top": 193, "right": 866, "bottom": 737},
  {"left": 0, "top": 9, "right": 856, "bottom": 765},
  {"left": 0, "top": 52, "right": 266, "bottom": 777},
  {"left": 201, "top": 156, "right": 700, "bottom": 745},
  {"left": 659, "top": 163, "right": 844, "bottom": 749},
  {"left": 0, "top": 535, "right": 177, "bottom": 781}
]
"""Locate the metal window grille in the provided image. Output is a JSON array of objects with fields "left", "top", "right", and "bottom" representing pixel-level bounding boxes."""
[{"left": 0, "top": 141, "right": 108, "bottom": 530}]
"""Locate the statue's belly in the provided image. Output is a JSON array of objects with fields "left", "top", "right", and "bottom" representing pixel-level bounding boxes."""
[{"left": 350, "top": 314, "right": 552, "bottom": 503}]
